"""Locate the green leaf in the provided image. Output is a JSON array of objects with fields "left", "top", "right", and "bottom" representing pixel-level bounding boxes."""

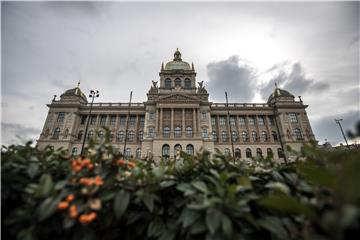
[
  {"left": 37, "top": 196, "right": 60, "bottom": 221},
  {"left": 147, "top": 218, "right": 165, "bottom": 237},
  {"left": 221, "top": 214, "right": 233, "bottom": 239},
  {"left": 298, "top": 162, "right": 335, "bottom": 188},
  {"left": 114, "top": 189, "right": 130, "bottom": 219},
  {"left": 54, "top": 180, "right": 67, "bottom": 190},
  {"left": 27, "top": 163, "right": 39, "bottom": 179},
  {"left": 259, "top": 216, "right": 288, "bottom": 239},
  {"left": 38, "top": 174, "right": 54, "bottom": 197},
  {"left": 206, "top": 208, "right": 222, "bottom": 235},
  {"left": 143, "top": 194, "right": 154, "bottom": 212},
  {"left": 158, "top": 229, "right": 176, "bottom": 240},
  {"left": 160, "top": 180, "right": 176, "bottom": 188},
  {"left": 179, "top": 208, "right": 201, "bottom": 228},
  {"left": 192, "top": 181, "right": 208, "bottom": 193},
  {"left": 190, "top": 218, "right": 207, "bottom": 234}
]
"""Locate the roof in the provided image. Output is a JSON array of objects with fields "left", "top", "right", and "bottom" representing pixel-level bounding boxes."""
[
  {"left": 164, "top": 48, "right": 192, "bottom": 71},
  {"left": 60, "top": 86, "right": 87, "bottom": 101},
  {"left": 268, "top": 87, "right": 295, "bottom": 102}
]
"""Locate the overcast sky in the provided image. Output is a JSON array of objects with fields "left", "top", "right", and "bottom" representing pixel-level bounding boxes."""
[{"left": 2, "top": 1, "right": 359, "bottom": 146}]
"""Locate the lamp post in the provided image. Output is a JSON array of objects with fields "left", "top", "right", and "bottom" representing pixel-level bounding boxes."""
[
  {"left": 335, "top": 118, "right": 350, "bottom": 149},
  {"left": 80, "top": 90, "right": 99, "bottom": 155}
]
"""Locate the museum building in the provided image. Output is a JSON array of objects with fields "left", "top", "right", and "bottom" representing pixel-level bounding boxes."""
[{"left": 37, "top": 49, "right": 315, "bottom": 161}]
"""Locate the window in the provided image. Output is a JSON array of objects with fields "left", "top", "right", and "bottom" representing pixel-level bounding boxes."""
[
  {"left": 224, "top": 148, "right": 231, "bottom": 156},
  {"left": 129, "top": 115, "right": 136, "bottom": 126},
  {"left": 185, "top": 79, "right": 191, "bottom": 89},
  {"left": 287, "top": 129, "right": 292, "bottom": 139},
  {"left": 202, "top": 112, "right": 207, "bottom": 120},
  {"left": 231, "top": 131, "right": 238, "bottom": 142},
  {"left": 239, "top": 117, "right": 246, "bottom": 126},
  {"left": 219, "top": 116, "right": 226, "bottom": 126},
  {"left": 186, "top": 144, "right": 194, "bottom": 155},
  {"left": 63, "top": 129, "right": 69, "bottom": 138},
  {"left": 248, "top": 116, "right": 255, "bottom": 125},
  {"left": 139, "top": 116, "right": 145, "bottom": 126},
  {"left": 100, "top": 115, "right": 107, "bottom": 126},
  {"left": 116, "top": 131, "right": 124, "bottom": 142},
  {"left": 256, "top": 148, "right": 263, "bottom": 158},
  {"left": 57, "top": 112, "right": 65, "bottom": 123},
  {"left": 148, "top": 128, "right": 154, "bottom": 138},
  {"left": 289, "top": 113, "right": 298, "bottom": 123},
  {"left": 186, "top": 127, "right": 192, "bottom": 137},
  {"left": 162, "top": 144, "right": 170, "bottom": 158},
  {"left": 53, "top": 128, "right": 60, "bottom": 139},
  {"left": 138, "top": 131, "right": 144, "bottom": 141},
  {"left": 251, "top": 131, "right": 258, "bottom": 142},
  {"left": 261, "top": 131, "right": 268, "bottom": 142},
  {"left": 202, "top": 128, "right": 208, "bottom": 138},
  {"left": 119, "top": 115, "right": 127, "bottom": 125},
  {"left": 110, "top": 115, "right": 116, "bottom": 125},
  {"left": 163, "top": 127, "right": 170, "bottom": 137},
  {"left": 175, "top": 127, "right": 181, "bottom": 138},
  {"left": 246, "top": 148, "right": 252, "bottom": 158},
  {"left": 125, "top": 148, "right": 131, "bottom": 158},
  {"left": 98, "top": 130, "right": 105, "bottom": 140},
  {"left": 268, "top": 116, "right": 275, "bottom": 126},
  {"left": 267, "top": 148, "right": 273, "bottom": 159},
  {"left": 258, "top": 116, "right": 265, "bottom": 126},
  {"left": 90, "top": 115, "right": 97, "bottom": 125},
  {"left": 278, "top": 148, "right": 285, "bottom": 158},
  {"left": 235, "top": 148, "right": 241, "bottom": 158},
  {"left": 88, "top": 130, "right": 95, "bottom": 140},
  {"left": 294, "top": 128, "right": 303, "bottom": 140},
  {"left": 230, "top": 117, "right": 236, "bottom": 126},
  {"left": 128, "top": 131, "right": 135, "bottom": 141},
  {"left": 165, "top": 78, "right": 172, "bottom": 88},
  {"left": 272, "top": 131, "right": 278, "bottom": 141},
  {"left": 136, "top": 148, "right": 141, "bottom": 159},
  {"left": 77, "top": 131, "right": 84, "bottom": 141},
  {"left": 71, "top": 147, "right": 78, "bottom": 156},
  {"left": 221, "top": 131, "right": 228, "bottom": 142},
  {"left": 212, "top": 131, "right": 217, "bottom": 141},
  {"left": 80, "top": 115, "right": 87, "bottom": 125},
  {"left": 149, "top": 112, "right": 155, "bottom": 120},
  {"left": 211, "top": 117, "right": 216, "bottom": 126},
  {"left": 174, "top": 144, "right": 182, "bottom": 157},
  {"left": 241, "top": 131, "right": 248, "bottom": 142},
  {"left": 175, "top": 78, "right": 181, "bottom": 87}
]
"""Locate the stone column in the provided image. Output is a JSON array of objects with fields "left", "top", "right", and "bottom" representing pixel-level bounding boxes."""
[
  {"left": 171, "top": 108, "right": 174, "bottom": 138},
  {"left": 264, "top": 115, "right": 271, "bottom": 142},
  {"left": 159, "top": 108, "right": 163, "bottom": 136},
  {"left": 155, "top": 108, "right": 159, "bottom": 133},
  {"left": 193, "top": 109, "right": 196, "bottom": 137},
  {"left": 182, "top": 108, "right": 185, "bottom": 137}
]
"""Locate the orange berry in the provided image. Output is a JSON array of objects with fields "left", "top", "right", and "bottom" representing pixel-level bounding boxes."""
[
  {"left": 57, "top": 201, "right": 69, "bottom": 210},
  {"left": 66, "top": 194, "right": 75, "bottom": 202},
  {"left": 87, "top": 212, "right": 97, "bottom": 221},
  {"left": 127, "top": 162, "right": 136, "bottom": 168},
  {"left": 87, "top": 163, "right": 94, "bottom": 170},
  {"left": 94, "top": 176, "right": 104, "bottom": 186},
  {"left": 82, "top": 159, "right": 91, "bottom": 166},
  {"left": 69, "top": 205, "right": 78, "bottom": 219},
  {"left": 117, "top": 159, "right": 126, "bottom": 166},
  {"left": 79, "top": 178, "right": 87, "bottom": 185},
  {"left": 73, "top": 165, "right": 82, "bottom": 172},
  {"left": 79, "top": 214, "right": 88, "bottom": 224}
]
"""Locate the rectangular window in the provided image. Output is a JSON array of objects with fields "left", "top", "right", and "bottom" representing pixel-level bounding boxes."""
[
  {"left": 139, "top": 116, "right": 145, "bottom": 126},
  {"left": 57, "top": 112, "right": 65, "bottom": 123},
  {"left": 289, "top": 113, "right": 298, "bottom": 123},
  {"left": 202, "top": 128, "right": 208, "bottom": 138},
  {"left": 148, "top": 128, "right": 154, "bottom": 138},
  {"left": 211, "top": 117, "right": 216, "bottom": 126},
  {"left": 110, "top": 115, "right": 116, "bottom": 125},
  {"left": 119, "top": 115, "right": 127, "bottom": 125},
  {"left": 80, "top": 115, "right": 87, "bottom": 125},
  {"left": 129, "top": 115, "right": 136, "bottom": 126},
  {"left": 248, "top": 116, "right": 255, "bottom": 126},
  {"left": 202, "top": 112, "right": 207, "bottom": 120},
  {"left": 149, "top": 112, "right": 155, "bottom": 120},
  {"left": 268, "top": 116, "right": 275, "bottom": 125},
  {"left": 258, "top": 116, "right": 265, "bottom": 126},
  {"left": 230, "top": 117, "right": 236, "bottom": 126},
  {"left": 100, "top": 115, "right": 107, "bottom": 126},
  {"left": 90, "top": 115, "right": 97, "bottom": 125},
  {"left": 219, "top": 116, "right": 226, "bottom": 126},
  {"left": 239, "top": 116, "right": 246, "bottom": 126}
]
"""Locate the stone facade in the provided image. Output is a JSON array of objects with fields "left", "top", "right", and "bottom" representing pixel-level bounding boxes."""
[{"left": 37, "top": 49, "right": 315, "bottom": 162}]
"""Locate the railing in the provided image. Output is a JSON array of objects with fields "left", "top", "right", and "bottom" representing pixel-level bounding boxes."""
[
  {"left": 89, "top": 103, "right": 145, "bottom": 107},
  {"left": 212, "top": 103, "right": 269, "bottom": 108}
]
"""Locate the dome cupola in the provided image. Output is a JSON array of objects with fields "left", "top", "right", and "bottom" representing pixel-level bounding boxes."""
[
  {"left": 59, "top": 82, "right": 88, "bottom": 104},
  {"left": 164, "top": 48, "right": 192, "bottom": 71}
]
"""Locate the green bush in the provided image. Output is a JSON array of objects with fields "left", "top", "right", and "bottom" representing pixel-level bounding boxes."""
[{"left": 2, "top": 140, "right": 360, "bottom": 240}]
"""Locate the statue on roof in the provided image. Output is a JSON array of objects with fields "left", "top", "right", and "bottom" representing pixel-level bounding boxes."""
[
  {"left": 197, "top": 81, "right": 207, "bottom": 94},
  {"left": 149, "top": 80, "right": 159, "bottom": 93}
]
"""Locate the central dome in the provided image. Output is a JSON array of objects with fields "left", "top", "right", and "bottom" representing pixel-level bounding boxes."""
[{"left": 164, "top": 48, "right": 191, "bottom": 71}]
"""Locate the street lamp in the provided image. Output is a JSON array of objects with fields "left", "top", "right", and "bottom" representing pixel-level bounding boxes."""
[
  {"left": 335, "top": 118, "right": 350, "bottom": 149},
  {"left": 80, "top": 90, "right": 99, "bottom": 155}
]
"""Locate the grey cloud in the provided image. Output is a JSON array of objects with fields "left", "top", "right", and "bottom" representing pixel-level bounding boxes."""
[
  {"left": 2, "top": 122, "right": 41, "bottom": 146},
  {"left": 206, "top": 56, "right": 256, "bottom": 102},
  {"left": 260, "top": 62, "right": 330, "bottom": 100}
]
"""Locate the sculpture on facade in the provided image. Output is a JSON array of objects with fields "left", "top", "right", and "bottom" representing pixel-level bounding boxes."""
[{"left": 197, "top": 81, "right": 207, "bottom": 94}]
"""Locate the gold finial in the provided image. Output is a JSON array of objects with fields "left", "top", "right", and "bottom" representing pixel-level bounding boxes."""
[{"left": 77, "top": 81, "right": 80, "bottom": 88}]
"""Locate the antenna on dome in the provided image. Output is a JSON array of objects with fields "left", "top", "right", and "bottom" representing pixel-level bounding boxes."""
[
  {"left": 77, "top": 81, "right": 80, "bottom": 88},
  {"left": 275, "top": 82, "right": 278, "bottom": 88}
]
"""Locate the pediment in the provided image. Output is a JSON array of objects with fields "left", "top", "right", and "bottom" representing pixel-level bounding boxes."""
[{"left": 159, "top": 93, "right": 199, "bottom": 102}]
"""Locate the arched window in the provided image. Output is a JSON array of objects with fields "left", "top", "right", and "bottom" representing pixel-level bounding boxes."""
[
  {"left": 162, "top": 144, "right": 170, "bottom": 158},
  {"left": 185, "top": 78, "right": 191, "bottom": 89},
  {"left": 109, "top": 132, "right": 114, "bottom": 142},
  {"left": 256, "top": 148, "right": 263, "bottom": 158},
  {"left": 125, "top": 148, "right": 131, "bottom": 158},
  {"left": 117, "top": 131, "right": 124, "bottom": 142},
  {"left": 294, "top": 128, "right": 302, "bottom": 140},
  {"left": 272, "top": 131, "right": 278, "bottom": 141},
  {"left": 163, "top": 127, "right": 170, "bottom": 137},
  {"left": 165, "top": 78, "right": 172, "bottom": 88},
  {"left": 221, "top": 131, "right": 228, "bottom": 142},
  {"left": 212, "top": 131, "right": 217, "bottom": 142},
  {"left": 136, "top": 148, "right": 141, "bottom": 159},
  {"left": 224, "top": 148, "right": 231, "bottom": 156},
  {"left": 88, "top": 130, "right": 94, "bottom": 140},
  {"left": 278, "top": 148, "right": 285, "bottom": 158},
  {"left": 261, "top": 131, "right": 268, "bottom": 142},
  {"left": 235, "top": 148, "right": 241, "bottom": 158},
  {"left": 246, "top": 148, "right": 252, "bottom": 158},
  {"left": 175, "top": 78, "right": 181, "bottom": 87},
  {"left": 128, "top": 131, "right": 135, "bottom": 141},
  {"left": 241, "top": 131, "right": 248, "bottom": 142},
  {"left": 98, "top": 130, "right": 105, "bottom": 140},
  {"left": 231, "top": 131, "right": 238, "bottom": 142},
  {"left": 251, "top": 131, "right": 258, "bottom": 142},
  {"left": 174, "top": 144, "right": 182, "bottom": 158},
  {"left": 71, "top": 147, "right": 78, "bottom": 156},
  {"left": 77, "top": 131, "right": 84, "bottom": 141},
  {"left": 53, "top": 128, "right": 60, "bottom": 139},
  {"left": 174, "top": 127, "right": 181, "bottom": 138},
  {"left": 267, "top": 148, "right": 273, "bottom": 159},
  {"left": 186, "top": 144, "right": 194, "bottom": 155},
  {"left": 138, "top": 131, "right": 144, "bottom": 141},
  {"left": 186, "top": 127, "right": 192, "bottom": 137}
]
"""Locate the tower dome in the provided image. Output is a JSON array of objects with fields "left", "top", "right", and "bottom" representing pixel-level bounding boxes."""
[
  {"left": 164, "top": 48, "right": 192, "bottom": 71},
  {"left": 59, "top": 82, "right": 88, "bottom": 103},
  {"left": 267, "top": 85, "right": 295, "bottom": 104}
]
